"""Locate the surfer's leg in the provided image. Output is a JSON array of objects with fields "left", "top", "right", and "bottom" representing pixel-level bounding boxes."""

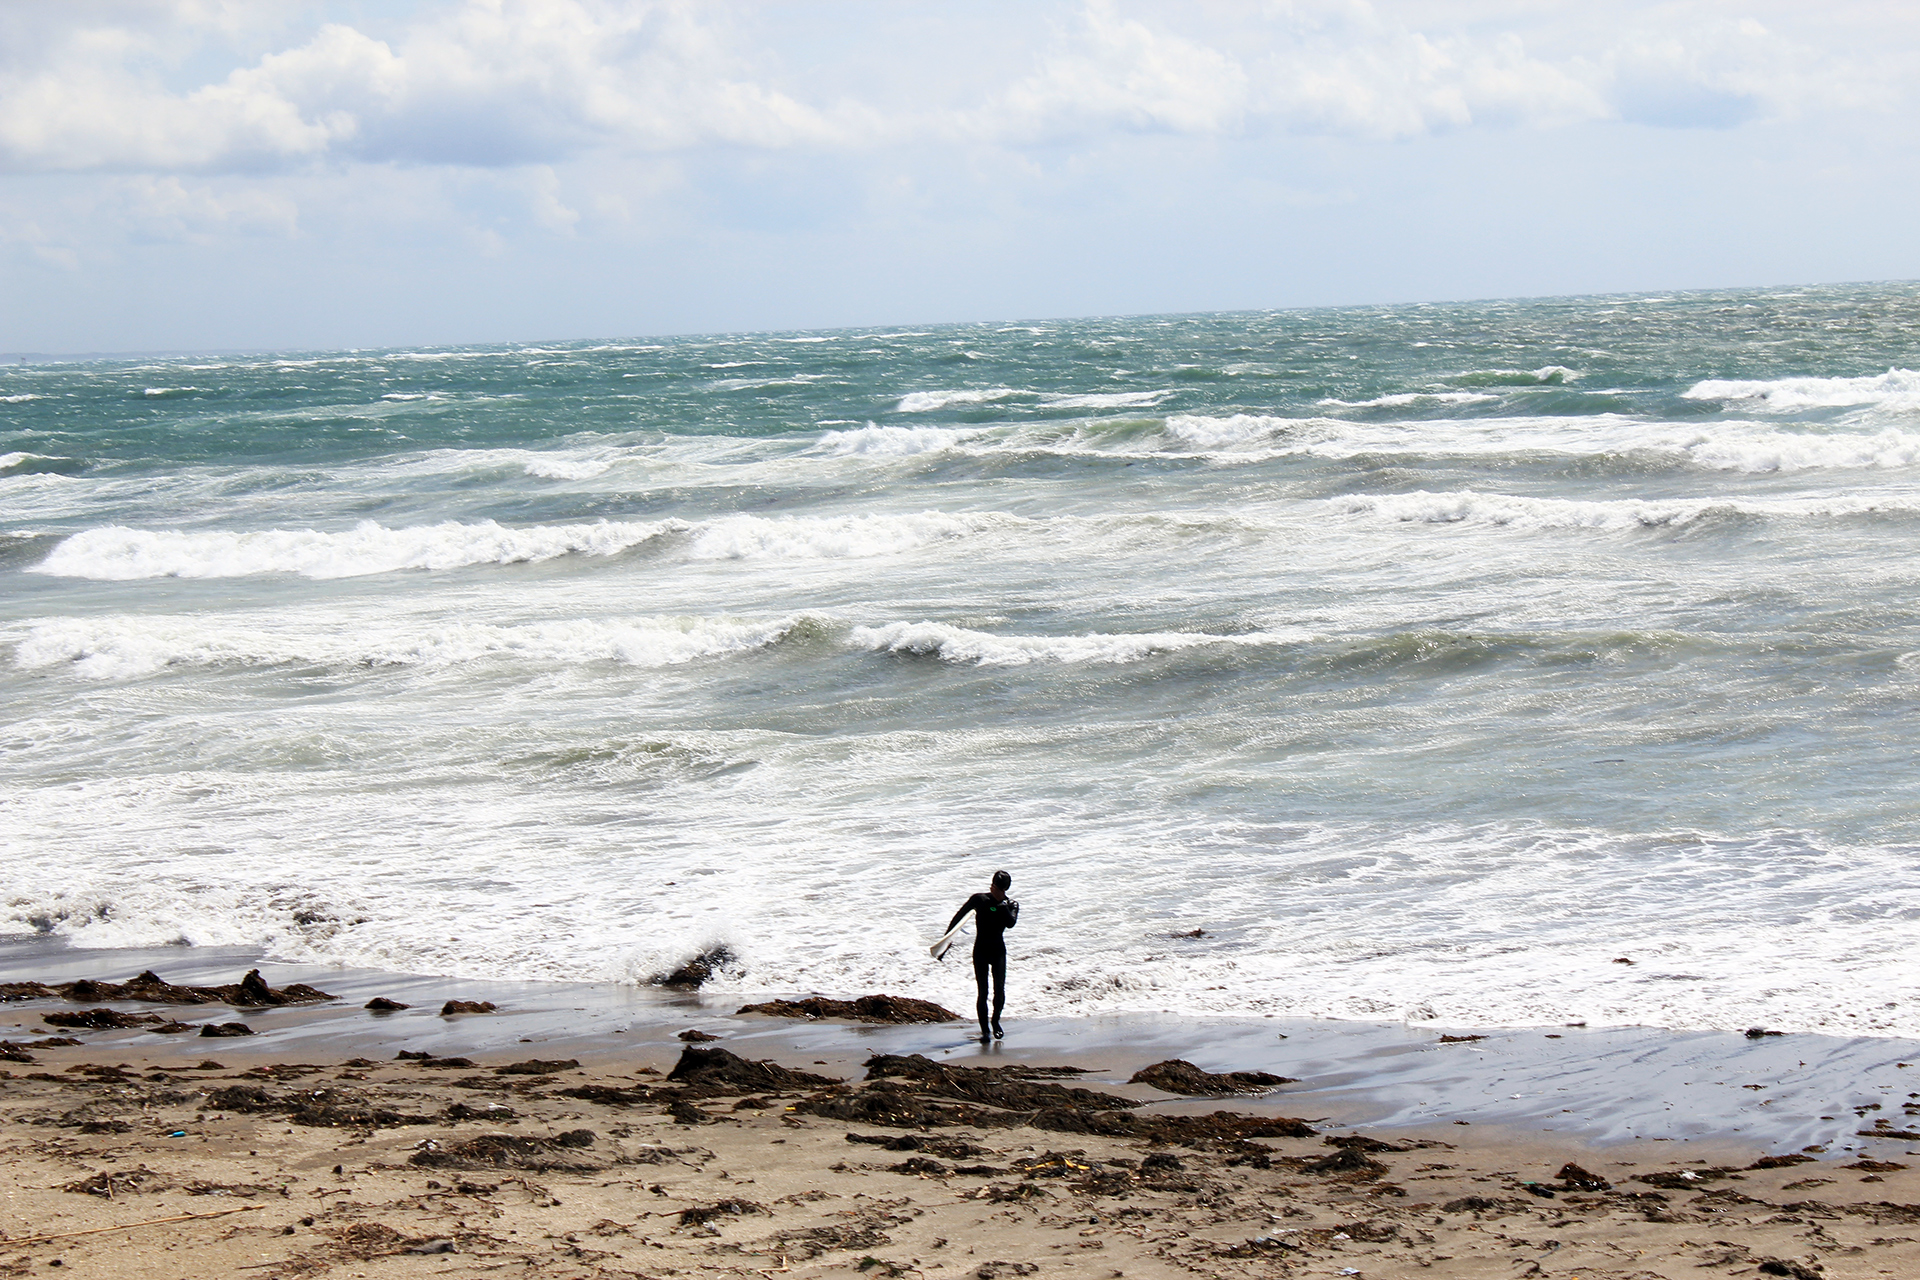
[
  {"left": 990, "top": 954, "right": 1007, "bottom": 1037},
  {"left": 972, "top": 952, "right": 992, "bottom": 1040}
]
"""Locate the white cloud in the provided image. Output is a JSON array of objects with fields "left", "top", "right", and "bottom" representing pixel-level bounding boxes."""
[
  {"left": 0, "top": 0, "right": 859, "bottom": 175},
  {"left": 1243, "top": 5, "right": 1605, "bottom": 139},
  {"left": 969, "top": 2, "right": 1885, "bottom": 144},
  {"left": 120, "top": 176, "right": 300, "bottom": 243},
  {"left": 0, "top": 0, "right": 1899, "bottom": 180},
  {"left": 984, "top": 3, "right": 1254, "bottom": 142}
]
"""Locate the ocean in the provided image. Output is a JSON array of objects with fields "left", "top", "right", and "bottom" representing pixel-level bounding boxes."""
[{"left": 4, "top": 281, "right": 1919, "bottom": 1039}]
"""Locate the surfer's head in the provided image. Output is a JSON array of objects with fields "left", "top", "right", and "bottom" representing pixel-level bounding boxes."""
[{"left": 991, "top": 869, "right": 1012, "bottom": 893}]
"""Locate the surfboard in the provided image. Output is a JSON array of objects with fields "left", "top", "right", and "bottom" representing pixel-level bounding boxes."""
[{"left": 929, "top": 920, "right": 967, "bottom": 960}]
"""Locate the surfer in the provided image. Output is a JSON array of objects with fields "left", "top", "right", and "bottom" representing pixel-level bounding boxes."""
[{"left": 945, "top": 870, "right": 1019, "bottom": 1042}]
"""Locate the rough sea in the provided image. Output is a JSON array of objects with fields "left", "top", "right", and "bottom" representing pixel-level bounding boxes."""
[{"left": 4, "top": 281, "right": 1919, "bottom": 1038}]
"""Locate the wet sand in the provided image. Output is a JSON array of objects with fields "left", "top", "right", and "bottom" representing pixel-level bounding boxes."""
[{"left": 3, "top": 940, "right": 1920, "bottom": 1278}]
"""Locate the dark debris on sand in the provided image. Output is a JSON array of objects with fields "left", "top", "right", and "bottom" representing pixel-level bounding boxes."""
[
  {"left": 863, "top": 1054, "right": 1139, "bottom": 1111},
  {"left": 205, "top": 1083, "right": 438, "bottom": 1128},
  {"left": 410, "top": 1130, "right": 601, "bottom": 1172},
  {"left": 780, "top": 1052, "right": 1318, "bottom": 1145},
  {"left": 736, "top": 994, "right": 960, "bottom": 1024},
  {"left": 667, "top": 1046, "right": 841, "bottom": 1094},
  {"left": 8, "top": 969, "right": 333, "bottom": 1008},
  {"left": 1128, "top": 1058, "right": 1295, "bottom": 1095}
]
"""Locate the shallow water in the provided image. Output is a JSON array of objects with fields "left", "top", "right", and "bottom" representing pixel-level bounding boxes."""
[
  {"left": 4, "top": 283, "right": 1920, "bottom": 1037},
  {"left": 0, "top": 938, "right": 1912, "bottom": 1154}
]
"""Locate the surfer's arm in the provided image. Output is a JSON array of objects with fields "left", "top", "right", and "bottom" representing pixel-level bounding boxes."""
[
  {"left": 945, "top": 894, "right": 979, "bottom": 935},
  {"left": 1005, "top": 899, "right": 1019, "bottom": 929}
]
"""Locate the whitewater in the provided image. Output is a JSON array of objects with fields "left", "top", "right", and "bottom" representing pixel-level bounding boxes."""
[{"left": 4, "top": 281, "right": 1920, "bottom": 1039}]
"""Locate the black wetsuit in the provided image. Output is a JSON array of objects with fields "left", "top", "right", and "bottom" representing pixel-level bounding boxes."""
[{"left": 947, "top": 892, "right": 1019, "bottom": 1038}]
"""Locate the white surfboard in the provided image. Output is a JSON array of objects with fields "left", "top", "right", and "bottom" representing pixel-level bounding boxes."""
[{"left": 929, "top": 920, "right": 967, "bottom": 960}]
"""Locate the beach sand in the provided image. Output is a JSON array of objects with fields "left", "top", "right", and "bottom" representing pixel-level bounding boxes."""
[{"left": 3, "top": 945, "right": 1919, "bottom": 1279}]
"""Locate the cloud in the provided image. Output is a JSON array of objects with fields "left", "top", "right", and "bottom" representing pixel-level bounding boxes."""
[
  {"left": 119, "top": 176, "right": 300, "bottom": 243},
  {"left": 1242, "top": 4, "right": 1605, "bottom": 139},
  {"left": 983, "top": 4, "right": 1254, "bottom": 142},
  {"left": 0, "top": 0, "right": 858, "bottom": 175},
  {"left": 973, "top": 2, "right": 1879, "bottom": 144},
  {"left": 0, "top": 0, "right": 1905, "bottom": 179}
]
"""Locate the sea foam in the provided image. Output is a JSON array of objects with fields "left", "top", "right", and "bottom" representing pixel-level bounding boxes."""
[
  {"left": 31, "top": 519, "right": 682, "bottom": 580},
  {"left": 896, "top": 387, "right": 1023, "bottom": 412},
  {"left": 28, "top": 510, "right": 1024, "bottom": 581},
  {"left": 849, "top": 621, "right": 1304, "bottom": 666},
  {"left": 686, "top": 511, "right": 1022, "bottom": 560},
  {"left": 12, "top": 613, "right": 800, "bottom": 680},
  {"left": 815, "top": 424, "right": 974, "bottom": 456},
  {"left": 1684, "top": 368, "right": 1920, "bottom": 412}
]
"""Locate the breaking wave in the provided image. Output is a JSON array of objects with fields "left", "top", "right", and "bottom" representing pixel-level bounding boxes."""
[
  {"left": 1040, "top": 389, "right": 1171, "bottom": 409},
  {"left": 848, "top": 621, "right": 1307, "bottom": 667},
  {"left": 1331, "top": 489, "right": 1920, "bottom": 530},
  {"left": 685, "top": 511, "right": 1022, "bottom": 560},
  {"left": 0, "top": 452, "right": 68, "bottom": 474},
  {"left": 12, "top": 614, "right": 803, "bottom": 680},
  {"left": 816, "top": 425, "right": 975, "bottom": 456},
  {"left": 1683, "top": 368, "right": 1920, "bottom": 413},
  {"left": 29, "top": 510, "right": 1023, "bottom": 580},
  {"left": 1319, "top": 391, "right": 1498, "bottom": 409},
  {"left": 1680, "top": 427, "right": 1920, "bottom": 472},
  {"left": 30, "top": 519, "right": 683, "bottom": 581},
  {"left": 896, "top": 387, "right": 1022, "bottom": 412},
  {"left": 892, "top": 387, "right": 1169, "bottom": 415},
  {"left": 1449, "top": 366, "right": 1579, "bottom": 386}
]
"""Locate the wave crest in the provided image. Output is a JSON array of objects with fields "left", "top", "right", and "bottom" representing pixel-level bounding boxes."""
[
  {"left": 896, "top": 387, "right": 1022, "bottom": 412},
  {"left": 30, "top": 518, "right": 681, "bottom": 581},
  {"left": 848, "top": 621, "right": 1303, "bottom": 667},
  {"left": 13, "top": 614, "right": 800, "bottom": 680},
  {"left": 1682, "top": 368, "right": 1920, "bottom": 412},
  {"left": 687, "top": 511, "right": 1022, "bottom": 561},
  {"left": 815, "top": 425, "right": 973, "bottom": 456}
]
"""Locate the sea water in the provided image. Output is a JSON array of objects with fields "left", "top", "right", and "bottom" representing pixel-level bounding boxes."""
[{"left": 4, "top": 282, "right": 1919, "bottom": 1038}]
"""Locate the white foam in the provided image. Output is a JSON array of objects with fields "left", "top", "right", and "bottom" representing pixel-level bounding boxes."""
[
  {"left": 1333, "top": 490, "right": 1711, "bottom": 530},
  {"left": 1039, "top": 389, "right": 1172, "bottom": 410},
  {"left": 895, "top": 387, "right": 1023, "bottom": 413},
  {"left": 26, "top": 509, "right": 1027, "bottom": 581},
  {"left": 1332, "top": 489, "right": 1920, "bottom": 530},
  {"left": 29, "top": 518, "right": 682, "bottom": 581},
  {"left": 1681, "top": 428, "right": 1920, "bottom": 472},
  {"left": 1318, "top": 391, "right": 1499, "bottom": 408},
  {"left": 392, "top": 446, "right": 628, "bottom": 482},
  {"left": 1160, "top": 413, "right": 1305, "bottom": 450},
  {"left": 814, "top": 425, "right": 974, "bottom": 456},
  {"left": 0, "top": 451, "right": 55, "bottom": 472},
  {"left": 12, "top": 613, "right": 798, "bottom": 680},
  {"left": 519, "top": 454, "right": 614, "bottom": 480},
  {"left": 687, "top": 511, "right": 1022, "bottom": 561},
  {"left": 1683, "top": 368, "right": 1920, "bottom": 412},
  {"left": 709, "top": 375, "right": 826, "bottom": 391},
  {"left": 1156, "top": 412, "right": 1920, "bottom": 473},
  {"left": 848, "top": 621, "right": 1304, "bottom": 666},
  {"left": 1, "top": 393, "right": 38, "bottom": 403},
  {"left": 141, "top": 386, "right": 197, "bottom": 397}
]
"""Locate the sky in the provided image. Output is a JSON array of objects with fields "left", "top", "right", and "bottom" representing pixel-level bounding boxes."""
[{"left": 3, "top": 0, "right": 1918, "bottom": 353}]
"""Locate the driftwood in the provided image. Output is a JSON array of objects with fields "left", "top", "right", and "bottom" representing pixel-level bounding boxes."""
[{"left": 5, "top": 1203, "right": 263, "bottom": 1246}]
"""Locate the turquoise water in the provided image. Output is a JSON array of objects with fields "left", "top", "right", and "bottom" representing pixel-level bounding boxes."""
[{"left": 4, "top": 281, "right": 1920, "bottom": 1036}]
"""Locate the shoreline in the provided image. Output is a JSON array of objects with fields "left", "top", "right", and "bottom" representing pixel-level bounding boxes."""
[
  {"left": 6, "top": 937, "right": 1920, "bottom": 1278},
  {"left": 5, "top": 936, "right": 1918, "bottom": 1157}
]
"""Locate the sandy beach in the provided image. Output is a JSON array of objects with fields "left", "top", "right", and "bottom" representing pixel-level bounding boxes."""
[{"left": 4, "top": 946, "right": 1920, "bottom": 1278}]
